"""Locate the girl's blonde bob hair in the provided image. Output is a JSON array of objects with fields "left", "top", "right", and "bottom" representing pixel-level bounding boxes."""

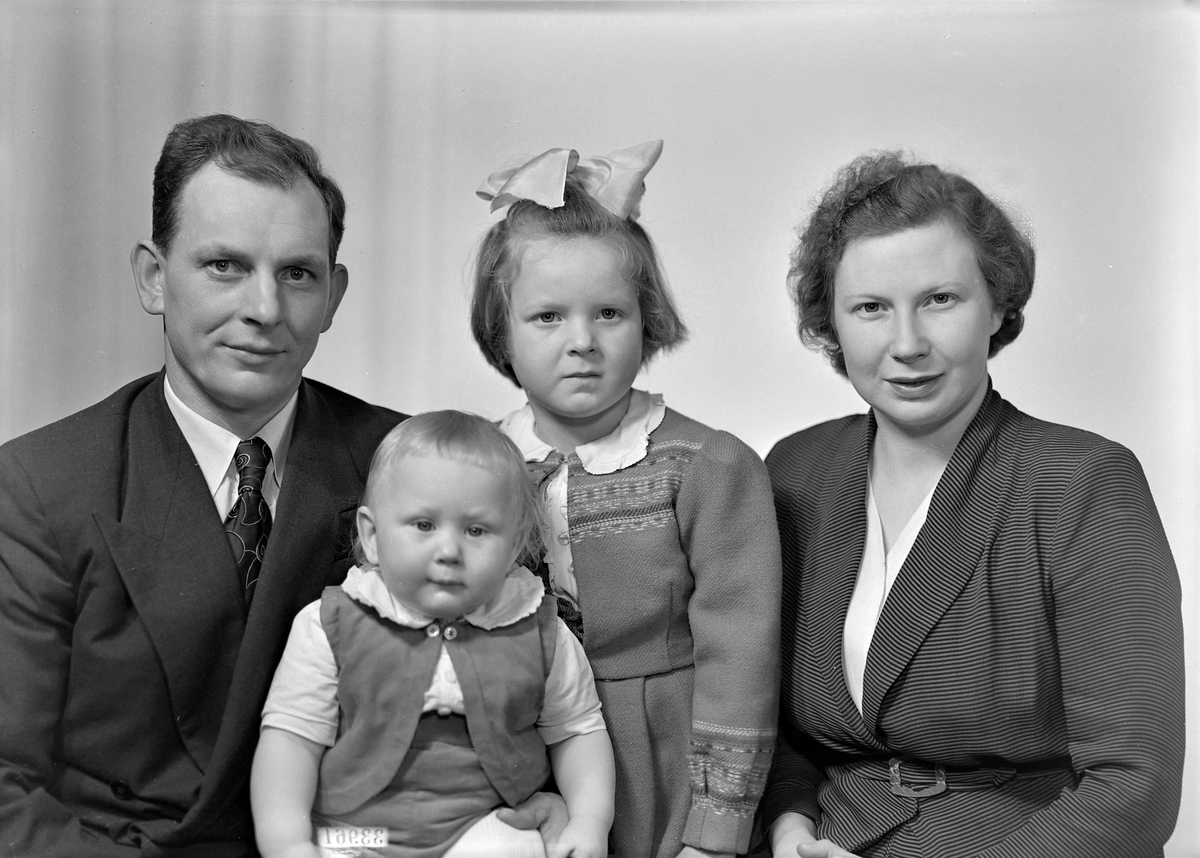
[{"left": 470, "top": 178, "right": 688, "bottom": 386}]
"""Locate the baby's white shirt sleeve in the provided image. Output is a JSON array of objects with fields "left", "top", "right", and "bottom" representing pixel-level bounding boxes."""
[
  {"left": 261, "top": 604, "right": 605, "bottom": 749},
  {"left": 261, "top": 600, "right": 340, "bottom": 746},
  {"left": 536, "top": 618, "right": 607, "bottom": 746}
]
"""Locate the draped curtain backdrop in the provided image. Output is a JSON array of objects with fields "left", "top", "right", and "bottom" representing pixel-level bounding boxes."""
[{"left": 1, "top": 0, "right": 1197, "bottom": 849}]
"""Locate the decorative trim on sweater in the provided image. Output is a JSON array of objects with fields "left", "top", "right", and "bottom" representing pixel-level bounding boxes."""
[{"left": 505, "top": 402, "right": 783, "bottom": 854}]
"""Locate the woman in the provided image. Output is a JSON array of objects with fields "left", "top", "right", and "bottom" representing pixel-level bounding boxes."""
[{"left": 761, "top": 152, "right": 1185, "bottom": 858}]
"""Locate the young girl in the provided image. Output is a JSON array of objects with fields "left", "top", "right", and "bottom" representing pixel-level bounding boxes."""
[
  {"left": 250, "top": 411, "right": 614, "bottom": 858},
  {"left": 471, "top": 143, "right": 783, "bottom": 858}
]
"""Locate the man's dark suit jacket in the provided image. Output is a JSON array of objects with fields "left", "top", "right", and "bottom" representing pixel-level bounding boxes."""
[{"left": 0, "top": 372, "right": 404, "bottom": 857}]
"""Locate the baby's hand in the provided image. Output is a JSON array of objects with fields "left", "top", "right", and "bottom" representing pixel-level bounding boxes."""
[
  {"left": 676, "top": 848, "right": 734, "bottom": 858},
  {"left": 545, "top": 813, "right": 608, "bottom": 858}
]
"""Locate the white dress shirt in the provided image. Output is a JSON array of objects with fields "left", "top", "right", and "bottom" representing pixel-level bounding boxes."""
[{"left": 163, "top": 377, "right": 297, "bottom": 519}]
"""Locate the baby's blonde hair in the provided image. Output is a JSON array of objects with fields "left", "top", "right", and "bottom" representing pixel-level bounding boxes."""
[{"left": 354, "top": 411, "right": 543, "bottom": 567}]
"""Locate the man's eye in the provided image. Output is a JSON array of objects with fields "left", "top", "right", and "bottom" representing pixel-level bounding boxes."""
[
  {"left": 208, "top": 260, "right": 233, "bottom": 274},
  {"left": 285, "top": 267, "right": 310, "bottom": 282}
]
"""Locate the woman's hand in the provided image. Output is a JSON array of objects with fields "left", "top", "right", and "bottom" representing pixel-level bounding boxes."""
[
  {"left": 793, "top": 843, "right": 864, "bottom": 858},
  {"left": 770, "top": 811, "right": 863, "bottom": 858}
]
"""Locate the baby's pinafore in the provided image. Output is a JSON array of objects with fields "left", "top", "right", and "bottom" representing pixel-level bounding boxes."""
[{"left": 262, "top": 566, "right": 604, "bottom": 857}]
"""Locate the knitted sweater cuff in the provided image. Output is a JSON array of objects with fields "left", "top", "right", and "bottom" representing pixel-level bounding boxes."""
[
  {"left": 682, "top": 799, "right": 757, "bottom": 855},
  {"left": 682, "top": 724, "right": 774, "bottom": 854}
]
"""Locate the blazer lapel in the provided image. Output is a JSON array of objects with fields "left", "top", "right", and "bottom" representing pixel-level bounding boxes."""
[
  {"left": 193, "top": 380, "right": 368, "bottom": 818},
  {"left": 861, "top": 388, "right": 1008, "bottom": 730},
  {"left": 803, "top": 417, "right": 886, "bottom": 745},
  {"left": 95, "top": 373, "right": 246, "bottom": 771}
]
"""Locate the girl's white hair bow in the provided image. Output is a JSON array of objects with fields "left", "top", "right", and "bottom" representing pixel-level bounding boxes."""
[{"left": 476, "top": 140, "right": 663, "bottom": 221}]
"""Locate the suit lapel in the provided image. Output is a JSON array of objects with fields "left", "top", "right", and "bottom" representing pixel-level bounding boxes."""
[
  {"left": 193, "top": 380, "right": 367, "bottom": 818},
  {"left": 95, "top": 373, "right": 245, "bottom": 771},
  {"left": 861, "top": 389, "right": 1008, "bottom": 730},
  {"left": 804, "top": 418, "right": 885, "bottom": 744}
]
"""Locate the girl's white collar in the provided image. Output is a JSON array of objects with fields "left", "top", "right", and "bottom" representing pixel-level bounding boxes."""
[{"left": 501, "top": 389, "right": 666, "bottom": 474}]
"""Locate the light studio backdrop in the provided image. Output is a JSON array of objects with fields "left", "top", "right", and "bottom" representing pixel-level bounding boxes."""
[{"left": 2, "top": 0, "right": 1197, "bottom": 850}]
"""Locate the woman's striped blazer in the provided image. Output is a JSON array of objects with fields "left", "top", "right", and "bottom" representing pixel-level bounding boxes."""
[{"left": 759, "top": 386, "right": 1185, "bottom": 858}]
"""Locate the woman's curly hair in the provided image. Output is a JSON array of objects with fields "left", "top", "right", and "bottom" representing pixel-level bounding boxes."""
[{"left": 789, "top": 151, "right": 1036, "bottom": 375}]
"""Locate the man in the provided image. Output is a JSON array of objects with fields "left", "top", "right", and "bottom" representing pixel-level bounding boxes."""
[
  {"left": 0, "top": 113, "right": 567, "bottom": 858},
  {"left": 0, "top": 114, "right": 403, "bottom": 856}
]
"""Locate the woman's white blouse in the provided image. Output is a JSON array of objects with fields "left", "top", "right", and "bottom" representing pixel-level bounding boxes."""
[{"left": 842, "top": 469, "right": 938, "bottom": 713}]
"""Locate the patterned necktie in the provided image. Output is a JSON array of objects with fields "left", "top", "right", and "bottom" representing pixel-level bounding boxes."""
[{"left": 225, "top": 437, "right": 273, "bottom": 607}]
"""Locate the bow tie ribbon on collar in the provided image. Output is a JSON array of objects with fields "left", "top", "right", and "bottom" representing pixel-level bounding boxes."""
[{"left": 476, "top": 140, "right": 663, "bottom": 221}]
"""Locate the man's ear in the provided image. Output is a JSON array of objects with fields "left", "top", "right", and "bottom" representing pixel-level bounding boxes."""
[
  {"left": 320, "top": 263, "right": 349, "bottom": 333},
  {"left": 131, "top": 240, "right": 167, "bottom": 317},
  {"left": 356, "top": 504, "right": 379, "bottom": 567}
]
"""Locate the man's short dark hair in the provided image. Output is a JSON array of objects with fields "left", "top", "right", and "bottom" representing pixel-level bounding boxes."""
[{"left": 152, "top": 113, "right": 346, "bottom": 266}]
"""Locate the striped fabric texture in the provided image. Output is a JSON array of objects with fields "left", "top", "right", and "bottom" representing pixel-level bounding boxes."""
[{"left": 761, "top": 387, "right": 1185, "bottom": 858}]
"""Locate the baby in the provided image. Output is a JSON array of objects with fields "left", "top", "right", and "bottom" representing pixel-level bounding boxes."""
[{"left": 250, "top": 410, "right": 614, "bottom": 858}]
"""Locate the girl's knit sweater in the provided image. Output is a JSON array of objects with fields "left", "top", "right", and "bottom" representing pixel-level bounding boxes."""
[{"left": 507, "top": 396, "right": 783, "bottom": 852}]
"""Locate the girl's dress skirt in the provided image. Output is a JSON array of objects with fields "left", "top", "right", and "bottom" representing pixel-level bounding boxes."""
[{"left": 599, "top": 664, "right": 695, "bottom": 858}]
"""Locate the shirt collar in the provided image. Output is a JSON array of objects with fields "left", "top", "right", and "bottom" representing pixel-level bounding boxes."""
[
  {"left": 341, "top": 564, "right": 546, "bottom": 630},
  {"left": 163, "top": 376, "right": 297, "bottom": 497},
  {"left": 500, "top": 389, "right": 666, "bottom": 475}
]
